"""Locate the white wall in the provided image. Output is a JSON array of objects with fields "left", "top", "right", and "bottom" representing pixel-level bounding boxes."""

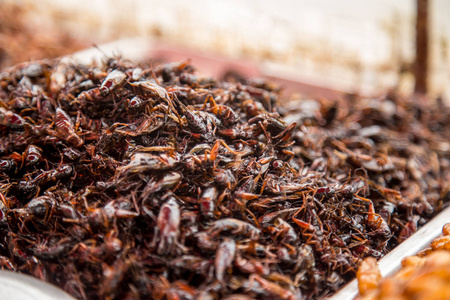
[{"left": 8, "top": 0, "right": 450, "bottom": 100}]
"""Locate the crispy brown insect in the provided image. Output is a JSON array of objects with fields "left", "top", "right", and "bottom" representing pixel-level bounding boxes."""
[
  {"left": 198, "top": 186, "right": 218, "bottom": 220},
  {"left": 54, "top": 107, "right": 84, "bottom": 147},
  {"left": 24, "top": 145, "right": 43, "bottom": 167},
  {"left": 208, "top": 218, "right": 261, "bottom": 239},
  {"left": 0, "top": 107, "right": 27, "bottom": 128},
  {"left": 155, "top": 196, "right": 180, "bottom": 255},
  {"left": 99, "top": 69, "right": 127, "bottom": 95},
  {"left": 215, "top": 238, "right": 236, "bottom": 282}
]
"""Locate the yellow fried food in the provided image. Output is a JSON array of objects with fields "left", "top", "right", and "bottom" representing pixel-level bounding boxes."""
[{"left": 356, "top": 223, "right": 450, "bottom": 300}]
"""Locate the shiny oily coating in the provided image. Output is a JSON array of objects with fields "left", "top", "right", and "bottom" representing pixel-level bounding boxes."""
[{"left": 0, "top": 57, "right": 449, "bottom": 300}]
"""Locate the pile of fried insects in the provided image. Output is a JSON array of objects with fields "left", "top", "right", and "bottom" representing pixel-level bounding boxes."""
[{"left": 0, "top": 58, "right": 449, "bottom": 299}]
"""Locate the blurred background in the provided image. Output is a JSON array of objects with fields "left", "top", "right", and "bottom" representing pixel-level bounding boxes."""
[{"left": 0, "top": 0, "right": 449, "bottom": 101}]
